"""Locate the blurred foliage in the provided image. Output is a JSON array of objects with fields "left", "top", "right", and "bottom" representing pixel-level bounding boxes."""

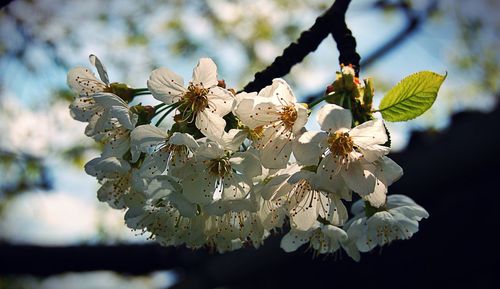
[{"left": 0, "top": 149, "right": 51, "bottom": 199}]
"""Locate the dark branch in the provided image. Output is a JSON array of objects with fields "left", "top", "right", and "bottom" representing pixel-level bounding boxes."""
[
  {"left": 303, "top": 0, "right": 438, "bottom": 104},
  {"left": 242, "top": 0, "right": 358, "bottom": 92},
  {"left": 0, "top": 244, "right": 206, "bottom": 276}
]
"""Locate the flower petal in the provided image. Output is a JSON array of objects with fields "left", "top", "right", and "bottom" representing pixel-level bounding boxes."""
[
  {"left": 67, "top": 67, "right": 107, "bottom": 96},
  {"left": 147, "top": 67, "right": 186, "bottom": 104},
  {"left": 317, "top": 104, "right": 352, "bottom": 132},
  {"left": 207, "top": 86, "right": 235, "bottom": 116},
  {"left": 260, "top": 131, "right": 293, "bottom": 169},
  {"left": 222, "top": 173, "right": 252, "bottom": 200},
  {"left": 294, "top": 131, "right": 327, "bottom": 166},
  {"left": 192, "top": 58, "right": 218, "bottom": 88},
  {"left": 341, "top": 161, "right": 376, "bottom": 195},
  {"left": 130, "top": 125, "right": 168, "bottom": 162},
  {"left": 280, "top": 229, "right": 313, "bottom": 253},
  {"left": 350, "top": 119, "right": 388, "bottom": 147},
  {"left": 195, "top": 109, "right": 227, "bottom": 141},
  {"left": 89, "top": 54, "right": 110, "bottom": 85}
]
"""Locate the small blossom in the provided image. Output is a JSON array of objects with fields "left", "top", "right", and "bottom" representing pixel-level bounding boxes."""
[
  {"left": 346, "top": 194, "right": 429, "bottom": 252},
  {"left": 295, "top": 104, "right": 390, "bottom": 195},
  {"left": 235, "top": 79, "right": 308, "bottom": 169},
  {"left": 147, "top": 58, "right": 235, "bottom": 142}
]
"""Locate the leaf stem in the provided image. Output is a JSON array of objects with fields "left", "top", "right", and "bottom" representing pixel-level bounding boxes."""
[{"left": 155, "top": 103, "right": 180, "bottom": 127}]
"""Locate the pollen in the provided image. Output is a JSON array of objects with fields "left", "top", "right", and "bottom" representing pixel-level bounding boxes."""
[
  {"left": 279, "top": 105, "right": 297, "bottom": 129},
  {"left": 182, "top": 83, "right": 210, "bottom": 113},
  {"left": 205, "top": 158, "right": 232, "bottom": 177},
  {"left": 328, "top": 131, "right": 353, "bottom": 157}
]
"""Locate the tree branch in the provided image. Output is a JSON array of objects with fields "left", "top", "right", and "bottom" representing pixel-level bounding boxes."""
[{"left": 242, "top": 0, "right": 359, "bottom": 92}]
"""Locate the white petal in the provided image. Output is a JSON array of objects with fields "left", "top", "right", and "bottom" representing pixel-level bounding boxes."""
[
  {"left": 386, "top": 194, "right": 419, "bottom": 207},
  {"left": 280, "top": 229, "right": 312, "bottom": 252},
  {"left": 316, "top": 155, "right": 349, "bottom": 194},
  {"left": 260, "top": 78, "right": 297, "bottom": 104},
  {"left": 378, "top": 157, "right": 403, "bottom": 186},
  {"left": 138, "top": 151, "right": 169, "bottom": 177},
  {"left": 69, "top": 96, "right": 100, "bottom": 122},
  {"left": 234, "top": 97, "right": 257, "bottom": 128},
  {"left": 317, "top": 104, "right": 352, "bottom": 132},
  {"left": 363, "top": 188, "right": 386, "bottom": 208},
  {"left": 220, "top": 129, "right": 247, "bottom": 152},
  {"left": 207, "top": 86, "right": 235, "bottom": 116},
  {"left": 291, "top": 104, "right": 309, "bottom": 134},
  {"left": 294, "top": 131, "right": 327, "bottom": 166},
  {"left": 222, "top": 174, "right": 252, "bottom": 200},
  {"left": 230, "top": 150, "right": 262, "bottom": 178},
  {"left": 102, "top": 132, "right": 130, "bottom": 158},
  {"left": 108, "top": 106, "right": 137, "bottom": 130},
  {"left": 350, "top": 119, "right": 388, "bottom": 147},
  {"left": 169, "top": 132, "right": 199, "bottom": 149},
  {"left": 146, "top": 175, "right": 179, "bottom": 200},
  {"left": 195, "top": 110, "right": 226, "bottom": 141},
  {"left": 260, "top": 174, "right": 291, "bottom": 200},
  {"left": 321, "top": 224, "right": 348, "bottom": 246},
  {"left": 260, "top": 132, "right": 293, "bottom": 169},
  {"left": 92, "top": 92, "right": 128, "bottom": 108},
  {"left": 167, "top": 191, "right": 198, "bottom": 217},
  {"left": 89, "top": 54, "right": 109, "bottom": 85},
  {"left": 341, "top": 161, "right": 376, "bottom": 195},
  {"left": 147, "top": 67, "right": 186, "bottom": 104},
  {"left": 130, "top": 125, "right": 167, "bottom": 162},
  {"left": 182, "top": 173, "right": 215, "bottom": 205},
  {"left": 240, "top": 100, "right": 282, "bottom": 128},
  {"left": 350, "top": 198, "right": 365, "bottom": 216},
  {"left": 85, "top": 157, "right": 130, "bottom": 179},
  {"left": 97, "top": 180, "right": 127, "bottom": 209},
  {"left": 192, "top": 58, "right": 218, "bottom": 88},
  {"left": 67, "top": 67, "right": 106, "bottom": 96}
]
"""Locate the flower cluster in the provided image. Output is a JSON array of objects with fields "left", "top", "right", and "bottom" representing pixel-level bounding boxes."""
[{"left": 68, "top": 56, "right": 428, "bottom": 259}]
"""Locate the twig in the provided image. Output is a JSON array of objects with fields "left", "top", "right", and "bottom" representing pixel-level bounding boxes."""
[{"left": 242, "top": 0, "right": 359, "bottom": 93}]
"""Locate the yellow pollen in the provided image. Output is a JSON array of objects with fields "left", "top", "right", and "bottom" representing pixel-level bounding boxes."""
[
  {"left": 280, "top": 105, "right": 297, "bottom": 129},
  {"left": 248, "top": 125, "right": 265, "bottom": 141},
  {"left": 328, "top": 131, "right": 353, "bottom": 157},
  {"left": 205, "top": 158, "right": 232, "bottom": 177},
  {"left": 183, "top": 83, "right": 209, "bottom": 113}
]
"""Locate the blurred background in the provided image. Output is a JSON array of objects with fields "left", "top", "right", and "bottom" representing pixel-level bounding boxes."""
[{"left": 0, "top": 0, "right": 498, "bottom": 288}]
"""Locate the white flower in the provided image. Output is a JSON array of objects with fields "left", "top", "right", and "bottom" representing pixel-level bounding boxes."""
[
  {"left": 147, "top": 58, "right": 235, "bottom": 142},
  {"left": 67, "top": 54, "right": 109, "bottom": 97},
  {"left": 283, "top": 170, "right": 348, "bottom": 231},
  {"left": 181, "top": 142, "right": 261, "bottom": 206},
  {"left": 281, "top": 222, "right": 359, "bottom": 260},
  {"left": 130, "top": 125, "right": 199, "bottom": 178},
  {"left": 234, "top": 78, "right": 308, "bottom": 169},
  {"left": 346, "top": 194, "right": 429, "bottom": 252},
  {"left": 363, "top": 156, "right": 403, "bottom": 208},
  {"left": 84, "top": 156, "right": 142, "bottom": 209},
  {"left": 295, "top": 104, "right": 390, "bottom": 195}
]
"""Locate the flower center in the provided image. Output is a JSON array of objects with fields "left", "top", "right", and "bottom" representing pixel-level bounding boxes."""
[
  {"left": 328, "top": 131, "right": 353, "bottom": 157},
  {"left": 279, "top": 105, "right": 297, "bottom": 129},
  {"left": 205, "top": 158, "right": 232, "bottom": 177},
  {"left": 183, "top": 83, "right": 209, "bottom": 113}
]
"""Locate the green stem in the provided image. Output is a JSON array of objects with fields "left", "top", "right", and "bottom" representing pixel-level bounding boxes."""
[
  {"left": 133, "top": 88, "right": 149, "bottom": 92},
  {"left": 155, "top": 103, "right": 180, "bottom": 127},
  {"left": 154, "top": 103, "right": 167, "bottom": 110},
  {"left": 308, "top": 94, "right": 329, "bottom": 109},
  {"left": 133, "top": 91, "right": 151, "bottom": 97}
]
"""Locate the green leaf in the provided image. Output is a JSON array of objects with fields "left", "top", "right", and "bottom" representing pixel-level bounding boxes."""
[{"left": 378, "top": 71, "right": 446, "bottom": 122}]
